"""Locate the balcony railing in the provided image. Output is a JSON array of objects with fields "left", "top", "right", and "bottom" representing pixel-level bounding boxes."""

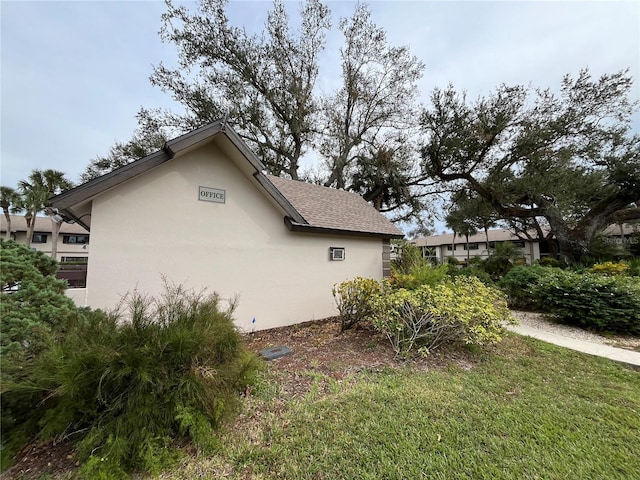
[{"left": 57, "top": 263, "right": 88, "bottom": 288}]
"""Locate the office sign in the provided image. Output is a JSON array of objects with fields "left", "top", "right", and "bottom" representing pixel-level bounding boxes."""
[{"left": 198, "top": 186, "right": 226, "bottom": 204}]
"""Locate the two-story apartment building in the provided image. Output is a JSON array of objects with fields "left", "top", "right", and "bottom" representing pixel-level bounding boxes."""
[
  {"left": 1, "top": 215, "right": 90, "bottom": 287},
  {"left": 414, "top": 224, "right": 639, "bottom": 265}
]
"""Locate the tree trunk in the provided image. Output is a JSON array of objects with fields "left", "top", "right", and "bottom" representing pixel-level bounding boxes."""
[
  {"left": 3, "top": 208, "right": 11, "bottom": 240},
  {"left": 466, "top": 234, "right": 470, "bottom": 264},
  {"left": 25, "top": 212, "right": 34, "bottom": 247},
  {"left": 451, "top": 232, "right": 456, "bottom": 262},
  {"left": 50, "top": 218, "right": 61, "bottom": 260}
]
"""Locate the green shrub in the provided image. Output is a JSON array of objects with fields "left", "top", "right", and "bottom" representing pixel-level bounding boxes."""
[
  {"left": 590, "top": 261, "right": 629, "bottom": 276},
  {"left": 531, "top": 270, "right": 640, "bottom": 334},
  {"left": 536, "top": 257, "right": 565, "bottom": 268},
  {"left": 389, "top": 263, "right": 448, "bottom": 290},
  {"left": 446, "top": 256, "right": 460, "bottom": 266},
  {"left": 448, "top": 265, "right": 494, "bottom": 286},
  {"left": 332, "top": 277, "right": 381, "bottom": 331},
  {"left": 372, "top": 277, "right": 514, "bottom": 357},
  {"left": 484, "top": 241, "right": 525, "bottom": 279},
  {"left": 6, "top": 283, "right": 261, "bottom": 477},
  {"left": 499, "top": 265, "right": 551, "bottom": 309},
  {"left": 0, "top": 240, "right": 76, "bottom": 361},
  {"left": 0, "top": 240, "right": 83, "bottom": 469},
  {"left": 627, "top": 258, "right": 640, "bottom": 277},
  {"left": 390, "top": 241, "right": 425, "bottom": 274}
]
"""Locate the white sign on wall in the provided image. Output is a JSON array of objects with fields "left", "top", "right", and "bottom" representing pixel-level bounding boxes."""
[{"left": 198, "top": 186, "right": 226, "bottom": 204}]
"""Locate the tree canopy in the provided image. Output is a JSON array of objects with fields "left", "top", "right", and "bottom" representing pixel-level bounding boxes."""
[
  {"left": 17, "top": 169, "right": 74, "bottom": 248},
  {"left": 422, "top": 69, "right": 640, "bottom": 262},
  {"left": 72, "top": 0, "right": 640, "bottom": 258},
  {"left": 80, "top": 0, "right": 431, "bottom": 227}
]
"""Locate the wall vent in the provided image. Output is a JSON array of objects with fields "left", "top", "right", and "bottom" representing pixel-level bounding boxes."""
[{"left": 330, "top": 247, "right": 345, "bottom": 261}]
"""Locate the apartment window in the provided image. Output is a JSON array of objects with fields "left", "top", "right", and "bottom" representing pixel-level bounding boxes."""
[
  {"left": 463, "top": 243, "right": 479, "bottom": 250},
  {"left": 63, "top": 234, "right": 89, "bottom": 244},
  {"left": 32, "top": 233, "right": 47, "bottom": 244},
  {"left": 421, "top": 247, "right": 436, "bottom": 258},
  {"left": 65, "top": 278, "right": 87, "bottom": 288},
  {"left": 446, "top": 245, "right": 456, "bottom": 251}
]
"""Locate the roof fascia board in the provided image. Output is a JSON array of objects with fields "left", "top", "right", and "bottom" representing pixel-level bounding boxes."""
[
  {"left": 50, "top": 121, "right": 265, "bottom": 211},
  {"left": 49, "top": 150, "right": 172, "bottom": 209},
  {"left": 164, "top": 121, "right": 224, "bottom": 157},
  {"left": 222, "top": 127, "right": 267, "bottom": 172},
  {"left": 284, "top": 216, "right": 404, "bottom": 239},
  {"left": 60, "top": 209, "right": 91, "bottom": 231},
  {"left": 253, "top": 173, "right": 307, "bottom": 224}
]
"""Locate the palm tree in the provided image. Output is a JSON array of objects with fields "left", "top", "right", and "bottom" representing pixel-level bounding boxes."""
[
  {"left": 0, "top": 186, "right": 22, "bottom": 240},
  {"left": 445, "top": 210, "right": 477, "bottom": 265},
  {"left": 18, "top": 169, "right": 73, "bottom": 256}
]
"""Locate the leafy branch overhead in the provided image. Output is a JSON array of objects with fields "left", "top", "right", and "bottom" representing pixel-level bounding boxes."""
[{"left": 422, "top": 69, "right": 640, "bottom": 261}]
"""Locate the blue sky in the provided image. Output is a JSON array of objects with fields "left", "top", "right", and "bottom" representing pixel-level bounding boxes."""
[{"left": 2, "top": 0, "right": 639, "bottom": 221}]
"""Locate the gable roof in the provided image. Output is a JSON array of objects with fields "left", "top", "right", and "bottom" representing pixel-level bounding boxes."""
[{"left": 50, "top": 121, "right": 403, "bottom": 239}]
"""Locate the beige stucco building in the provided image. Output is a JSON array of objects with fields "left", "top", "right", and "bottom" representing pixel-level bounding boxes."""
[
  {"left": 50, "top": 121, "right": 403, "bottom": 331},
  {"left": 413, "top": 224, "right": 639, "bottom": 265},
  {"left": 413, "top": 229, "right": 541, "bottom": 265}
]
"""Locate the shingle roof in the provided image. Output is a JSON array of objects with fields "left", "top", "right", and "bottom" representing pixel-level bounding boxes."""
[
  {"left": 1, "top": 215, "right": 89, "bottom": 234},
  {"left": 267, "top": 175, "right": 404, "bottom": 238},
  {"left": 414, "top": 223, "right": 639, "bottom": 247},
  {"left": 413, "top": 229, "right": 524, "bottom": 247}
]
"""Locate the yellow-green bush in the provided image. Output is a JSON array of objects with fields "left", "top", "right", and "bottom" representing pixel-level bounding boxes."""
[
  {"left": 590, "top": 261, "right": 629, "bottom": 276},
  {"left": 332, "top": 277, "right": 381, "bottom": 331},
  {"left": 372, "top": 277, "right": 514, "bottom": 357}
]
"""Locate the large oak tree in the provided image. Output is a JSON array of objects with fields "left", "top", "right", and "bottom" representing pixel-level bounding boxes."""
[{"left": 422, "top": 69, "right": 640, "bottom": 262}]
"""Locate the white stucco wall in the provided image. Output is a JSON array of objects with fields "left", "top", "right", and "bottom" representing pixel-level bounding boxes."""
[
  {"left": 433, "top": 241, "right": 540, "bottom": 265},
  {"left": 65, "top": 288, "right": 88, "bottom": 305},
  {"left": 84, "top": 142, "right": 385, "bottom": 331}
]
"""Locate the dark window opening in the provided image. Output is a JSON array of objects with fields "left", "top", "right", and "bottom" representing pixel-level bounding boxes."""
[
  {"left": 63, "top": 235, "right": 89, "bottom": 244},
  {"left": 32, "top": 233, "right": 47, "bottom": 244}
]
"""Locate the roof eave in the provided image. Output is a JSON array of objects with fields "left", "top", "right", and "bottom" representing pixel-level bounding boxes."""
[
  {"left": 254, "top": 173, "right": 307, "bottom": 224},
  {"left": 49, "top": 150, "right": 172, "bottom": 209},
  {"left": 49, "top": 120, "right": 271, "bottom": 212},
  {"left": 284, "top": 217, "right": 404, "bottom": 239}
]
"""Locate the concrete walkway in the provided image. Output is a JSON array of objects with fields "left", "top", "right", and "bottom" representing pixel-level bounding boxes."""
[{"left": 505, "top": 323, "right": 640, "bottom": 367}]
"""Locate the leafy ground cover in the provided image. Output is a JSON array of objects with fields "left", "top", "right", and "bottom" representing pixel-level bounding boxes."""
[{"left": 5, "top": 319, "right": 639, "bottom": 479}]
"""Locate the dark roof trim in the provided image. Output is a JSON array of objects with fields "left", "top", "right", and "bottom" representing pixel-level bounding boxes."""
[
  {"left": 253, "top": 173, "right": 307, "bottom": 225},
  {"left": 223, "top": 127, "right": 267, "bottom": 172},
  {"left": 284, "top": 216, "right": 404, "bottom": 239},
  {"left": 50, "top": 120, "right": 270, "bottom": 210},
  {"left": 164, "top": 121, "right": 223, "bottom": 157},
  {"left": 50, "top": 150, "right": 172, "bottom": 209},
  {"left": 60, "top": 210, "right": 91, "bottom": 232}
]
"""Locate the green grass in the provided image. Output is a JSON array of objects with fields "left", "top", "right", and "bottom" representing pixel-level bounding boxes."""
[{"left": 154, "top": 335, "right": 640, "bottom": 480}]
